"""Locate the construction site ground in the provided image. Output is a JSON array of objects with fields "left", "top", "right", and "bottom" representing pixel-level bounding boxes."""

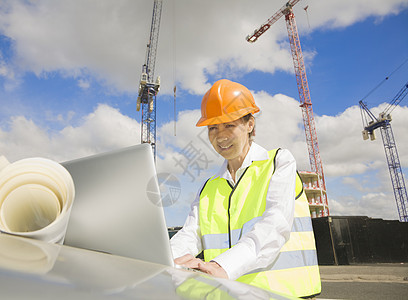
[{"left": 317, "top": 263, "right": 408, "bottom": 300}]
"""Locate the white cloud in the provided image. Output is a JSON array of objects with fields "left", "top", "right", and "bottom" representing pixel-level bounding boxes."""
[
  {"left": 304, "top": 0, "right": 408, "bottom": 29},
  {"left": 0, "top": 0, "right": 150, "bottom": 92},
  {"left": 0, "top": 61, "right": 7, "bottom": 76},
  {"left": 1, "top": 0, "right": 406, "bottom": 94},
  {"left": 329, "top": 191, "right": 399, "bottom": 220},
  {"left": 0, "top": 94, "right": 406, "bottom": 222},
  {"left": 342, "top": 176, "right": 366, "bottom": 192},
  {"left": 0, "top": 0, "right": 407, "bottom": 224},
  {"left": 250, "top": 92, "right": 408, "bottom": 179},
  {"left": 0, "top": 51, "right": 20, "bottom": 91},
  {"left": 246, "top": 92, "right": 309, "bottom": 171},
  {"left": 44, "top": 110, "right": 76, "bottom": 126},
  {"left": 0, "top": 104, "right": 140, "bottom": 163},
  {"left": 156, "top": 91, "right": 408, "bottom": 222},
  {"left": 77, "top": 79, "right": 90, "bottom": 89},
  {"left": 317, "top": 103, "right": 408, "bottom": 176}
]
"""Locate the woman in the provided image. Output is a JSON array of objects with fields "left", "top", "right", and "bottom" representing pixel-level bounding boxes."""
[{"left": 170, "top": 79, "right": 321, "bottom": 298}]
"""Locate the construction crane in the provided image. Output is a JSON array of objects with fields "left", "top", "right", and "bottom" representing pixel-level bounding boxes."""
[
  {"left": 246, "top": 0, "right": 328, "bottom": 215},
  {"left": 136, "top": 0, "right": 163, "bottom": 160},
  {"left": 359, "top": 81, "right": 408, "bottom": 222}
]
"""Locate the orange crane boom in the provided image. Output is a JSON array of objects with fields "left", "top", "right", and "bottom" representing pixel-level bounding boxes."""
[{"left": 247, "top": 0, "right": 329, "bottom": 216}]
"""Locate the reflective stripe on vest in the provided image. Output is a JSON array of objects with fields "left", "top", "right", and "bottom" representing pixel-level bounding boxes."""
[
  {"left": 199, "top": 148, "right": 321, "bottom": 298},
  {"left": 202, "top": 215, "right": 314, "bottom": 250}
]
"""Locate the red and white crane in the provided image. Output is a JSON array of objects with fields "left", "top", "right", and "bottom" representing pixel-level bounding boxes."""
[{"left": 246, "top": 0, "right": 329, "bottom": 215}]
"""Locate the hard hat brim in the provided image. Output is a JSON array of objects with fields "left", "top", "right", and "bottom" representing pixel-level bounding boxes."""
[{"left": 196, "top": 107, "right": 259, "bottom": 127}]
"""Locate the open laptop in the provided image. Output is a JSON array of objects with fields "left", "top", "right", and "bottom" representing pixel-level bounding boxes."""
[{"left": 62, "top": 143, "right": 174, "bottom": 267}]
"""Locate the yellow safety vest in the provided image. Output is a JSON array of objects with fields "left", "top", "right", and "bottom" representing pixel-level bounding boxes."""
[{"left": 199, "top": 148, "right": 321, "bottom": 298}]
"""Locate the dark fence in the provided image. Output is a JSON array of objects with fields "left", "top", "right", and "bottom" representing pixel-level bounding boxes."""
[
  {"left": 168, "top": 226, "right": 182, "bottom": 239},
  {"left": 312, "top": 216, "right": 408, "bottom": 265},
  {"left": 168, "top": 216, "right": 408, "bottom": 265}
]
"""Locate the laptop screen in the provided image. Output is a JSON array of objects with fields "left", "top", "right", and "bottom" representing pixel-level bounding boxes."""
[{"left": 62, "top": 144, "right": 174, "bottom": 266}]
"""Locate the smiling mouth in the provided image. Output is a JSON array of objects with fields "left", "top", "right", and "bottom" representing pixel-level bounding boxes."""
[{"left": 219, "top": 144, "right": 232, "bottom": 150}]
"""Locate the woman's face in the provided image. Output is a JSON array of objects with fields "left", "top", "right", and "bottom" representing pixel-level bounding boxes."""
[{"left": 207, "top": 117, "right": 254, "bottom": 162}]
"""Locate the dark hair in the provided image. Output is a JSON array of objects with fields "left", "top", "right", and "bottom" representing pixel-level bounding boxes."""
[{"left": 242, "top": 114, "right": 255, "bottom": 141}]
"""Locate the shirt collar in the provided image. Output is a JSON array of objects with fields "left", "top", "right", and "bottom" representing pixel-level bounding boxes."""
[{"left": 214, "top": 142, "right": 269, "bottom": 180}]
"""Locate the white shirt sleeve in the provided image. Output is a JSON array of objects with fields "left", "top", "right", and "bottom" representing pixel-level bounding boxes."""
[
  {"left": 212, "top": 149, "right": 296, "bottom": 280},
  {"left": 170, "top": 183, "right": 203, "bottom": 259}
]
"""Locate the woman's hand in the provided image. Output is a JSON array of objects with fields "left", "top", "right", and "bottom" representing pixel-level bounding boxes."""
[
  {"left": 174, "top": 254, "right": 203, "bottom": 269},
  {"left": 174, "top": 255, "right": 229, "bottom": 279}
]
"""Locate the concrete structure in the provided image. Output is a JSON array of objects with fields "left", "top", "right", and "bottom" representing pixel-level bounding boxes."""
[{"left": 299, "top": 171, "right": 329, "bottom": 218}]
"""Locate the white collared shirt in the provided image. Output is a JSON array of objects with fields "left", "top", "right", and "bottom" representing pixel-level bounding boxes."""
[{"left": 170, "top": 142, "right": 296, "bottom": 280}]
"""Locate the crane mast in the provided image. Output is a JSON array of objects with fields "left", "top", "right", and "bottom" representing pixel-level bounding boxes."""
[
  {"left": 246, "top": 0, "right": 328, "bottom": 215},
  {"left": 137, "top": 0, "right": 163, "bottom": 160},
  {"left": 360, "top": 82, "right": 408, "bottom": 222}
]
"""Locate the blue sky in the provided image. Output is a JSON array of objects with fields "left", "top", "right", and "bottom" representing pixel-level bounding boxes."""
[{"left": 0, "top": 0, "right": 407, "bottom": 226}]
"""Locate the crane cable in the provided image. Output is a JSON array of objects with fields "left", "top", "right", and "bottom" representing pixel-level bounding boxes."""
[
  {"left": 360, "top": 57, "right": 408, "bottom": 103},
  {"left": 383, "top": 80, "right": 408, "bottom": 115},
  {"left": 359, "top": 103, "right": 370, "bottom": 127},
  {"left": 172, "top": 0, "right": 177, "bottom": 136},
  {"left": 359, "top": 57, "right": 408, "bottom": 127},
  {"left": 304, "top": 5, "right": 311, "bottom": 29}
]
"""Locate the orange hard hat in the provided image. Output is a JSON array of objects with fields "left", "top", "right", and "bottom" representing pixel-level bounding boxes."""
[{"left": 196, "top": 79, "right": 260, "bottom": 127}]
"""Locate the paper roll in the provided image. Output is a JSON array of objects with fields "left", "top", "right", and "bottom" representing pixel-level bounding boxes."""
[
  {"left": 0, "top": 157, "right": 75, "bottom": 244},
  {"left": 0, "top": 233, "right": 60, "bottom": 274},
  {"left": 0, "top": 184, "right": 61, "bottom": 232}
]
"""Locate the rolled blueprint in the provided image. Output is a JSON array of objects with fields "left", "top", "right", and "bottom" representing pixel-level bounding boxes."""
[{"left": 0, "top": 156, "right": 75, "bottom": 244}]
